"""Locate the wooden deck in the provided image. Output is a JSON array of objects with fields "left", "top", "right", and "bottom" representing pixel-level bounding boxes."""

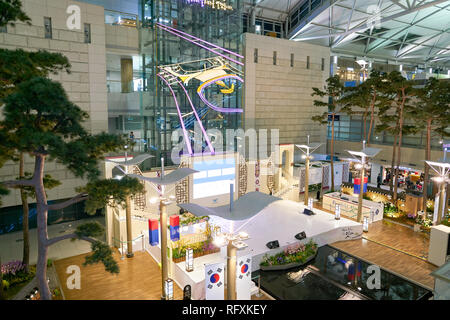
[
  {"left": 313, "top": 202, "right": 437, "bottom": 290},
  {"left": 54, "top": 251, "right": 183, "bottom": 300},
  {"left": 54, "top": 250, "right": 271, "bottom": 300}
]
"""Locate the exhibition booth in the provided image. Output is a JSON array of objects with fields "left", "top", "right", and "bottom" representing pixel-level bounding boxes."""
[
  {"left": 144, "top": 193, "right": 362, "bottom": 300},
  {"left": 322, "top": 192, "right": 384, "bottom": 223},
  {"left": 103, "top": 147, "right": 366, "bottom": 300}
]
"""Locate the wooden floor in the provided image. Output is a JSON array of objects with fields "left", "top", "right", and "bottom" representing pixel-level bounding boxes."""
[
  {"left": 55, "top": 250, "right": 271, "bottom": 300},
  {"left": 313, "top": 202, "right": 437, "bottom": 290},
  {"left": 54, "top": 251, "right": 183, "bottom": 300},
  {"left": 330, "top": 239, "right": 436, "bottom": 290}
]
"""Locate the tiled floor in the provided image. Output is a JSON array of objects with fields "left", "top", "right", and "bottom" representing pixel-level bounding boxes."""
[{"left": 0, "top": 217, "right": 105, "bottom": 264}]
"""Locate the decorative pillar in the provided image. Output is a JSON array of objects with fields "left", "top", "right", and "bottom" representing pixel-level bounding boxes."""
[
  {"left": 121, "top": 58, "right": 133, "bottom": 93},
  {"left": 226, "top": 242, "right": 237, "bottom": 300},
  {"left": 160, "top": 200, "right": 168, "bottom": 299}
]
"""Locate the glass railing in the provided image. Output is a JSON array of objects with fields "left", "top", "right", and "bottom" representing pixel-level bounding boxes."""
[{"left": 105, "top": 9, "right": 139, "bottom": 28}]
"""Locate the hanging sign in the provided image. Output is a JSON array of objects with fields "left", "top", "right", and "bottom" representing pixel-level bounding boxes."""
[
  {"left": 184, "top": 0, "right": 233, "bottom": 11},
  {"left": 170, "top": 215, "right": 180, "bottom": 241},
  {"left": 205, "top": 262, "right": 225, "bottom": 300},
  {"left": 149, "top": 219, "right": 159, "bottom": 246}
]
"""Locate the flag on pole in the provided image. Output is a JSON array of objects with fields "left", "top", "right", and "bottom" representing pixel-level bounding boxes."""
[
  {"left": 236, "top": 255, "right": 252, "bottom": 300},
  {"left": 205, "top": 262, "right": 225, "bottom": 300}
]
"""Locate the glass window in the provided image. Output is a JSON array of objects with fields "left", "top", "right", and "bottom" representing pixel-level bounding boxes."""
[
  {"left": 291, "top": 53, "right": 294, "bottom": 67},
  {"left": 44, "top": 17, "right": 52, "bottom": 39},
  {"left": 84, "top": 23, "right": 91, "bottom": 44},
  {"left": 307, "top": 56, "right": 310, "bottom": 69},
  {"left": 0, "top": 25, "right": 6, "bottom": 33},
  {"left": 254, "top": 48, "right": 258, "bottom": 63},
  {"left": 273, "top": 51, "right": 277, "bottom": 65},
  {"left": 321, "top": 58, "right": 325, "bottom": 71}
]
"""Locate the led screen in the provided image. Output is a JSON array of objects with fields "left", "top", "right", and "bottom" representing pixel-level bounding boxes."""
[{"left": 193, "top": 157, "right": 236, "bottom": 199}]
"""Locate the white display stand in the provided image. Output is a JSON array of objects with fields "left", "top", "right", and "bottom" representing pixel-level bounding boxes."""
[
  {"left": 145, "top": 199, "right": 362, "bottom": 299},
  {"left": 322, "top": 192, "right": 384, "bottom": 223},
  {"left": 428, "top": 225, "right": 450, "bottom": 267}
]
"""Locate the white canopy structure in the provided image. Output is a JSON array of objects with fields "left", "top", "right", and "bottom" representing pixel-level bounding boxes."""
[
  {"left": 178, "top": 191, "right": 281, "bottom": 221},
  {"left": 128, "top": 167, "right": 198, "bottom": 186}
]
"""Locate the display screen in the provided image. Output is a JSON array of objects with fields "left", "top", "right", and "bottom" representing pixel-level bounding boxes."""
[{"left": 193, "top": 157, "right": 236, "bottom": 199}]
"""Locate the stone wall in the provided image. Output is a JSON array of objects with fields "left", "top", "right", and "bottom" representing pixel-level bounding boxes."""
[
  {"left": 0, "top": 0, "right": 107, "bottom": 207},
  {"left": 244, "top": 33, "right": 329, "bottom": 152}
]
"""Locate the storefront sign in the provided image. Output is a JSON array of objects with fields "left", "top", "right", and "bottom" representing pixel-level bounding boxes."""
[{"left": 185, "top": 0, "right": 233, "bottom": 11}]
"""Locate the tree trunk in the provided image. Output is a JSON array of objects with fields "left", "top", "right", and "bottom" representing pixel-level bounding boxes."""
[
  {"left": 393, "top": 94, "right": 406, "bottom": 203},
  {"left": 367, "top": 92, "right": 376, "bottom": 146},
  {"left": 33, "top": 154, "right": 52, "bottom": 300},
  {"left": 330, "top": 114, "right": 335, "bottom": 192},
  {"left": 19, "top": 153, "right": 30, "bottom": 273},
  {"left": 422, "top": 120, "right": 431, "bottom": 211},
  {"left": 389, "top": 134, "right": 397, "bottom": 193},
  {"left": 362, "top": 110, "right": 368, "bottom": 144}
]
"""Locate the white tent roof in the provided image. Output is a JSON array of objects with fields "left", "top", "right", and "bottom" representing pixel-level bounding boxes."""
[
  {"left": 178, "top": 191, "right": 281, "bottom": 221},
  {"left": 128, "top": 168, "right": 198, "bottom": 186}
]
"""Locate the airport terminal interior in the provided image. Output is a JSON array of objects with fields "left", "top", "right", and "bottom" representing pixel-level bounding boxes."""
[{"left": 0, "top": 0, "right": 449, "bottom": 302}]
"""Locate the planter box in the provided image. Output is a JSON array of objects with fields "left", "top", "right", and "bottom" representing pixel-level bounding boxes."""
[
  {"left": 260, "top": 251, "right": 317, "bottom": 271},
  {"left": 172, "top": 248, "right": 220, "bottom": 263}
]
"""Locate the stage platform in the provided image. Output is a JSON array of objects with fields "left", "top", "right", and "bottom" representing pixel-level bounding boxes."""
[{"left": 145, "top": 199, "right": 362, "bottom": 300}]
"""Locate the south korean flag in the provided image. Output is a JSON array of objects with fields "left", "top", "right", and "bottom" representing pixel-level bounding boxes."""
[
  {"left": 205, "top": 262, "right": 225, "bottom": 300},
  {"left": 236, "top": 255, "right": 252, "bottom": 300}
]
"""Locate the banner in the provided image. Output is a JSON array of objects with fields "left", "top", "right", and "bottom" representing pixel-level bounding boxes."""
[
  {"left": 354, "top": 177, "right": 368, "bottom": 194},
  {"left": 169, "top": 215, "right": 180, "bottom": 241},
  {"left": 236, "top": 255, "right": 252, "bottom": 300},
  {"left": 148, "top": 219, "right": 159, "bottom": 246},
  {"left": 205, "top": 262, "right": 225, "bottom": 300}
]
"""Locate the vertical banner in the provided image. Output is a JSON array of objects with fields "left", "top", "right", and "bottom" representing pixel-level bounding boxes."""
[
  {"left": 205, "top": 262, "right": 225, "bottom": 300},
  {"left": 236, "top": 255, "right": 252, "bottom": 300},
  {"left": 169, "top": 215, "right": 180, "bottom": 241},
  {"left": 354, "top": 177, "right": 368, "bottom": 194},
  {"left": 148, "top": 219, "right": 159, "bottom": 246},
  {"left": 255, "top": 160, "right": 260, "bottom": 192}
]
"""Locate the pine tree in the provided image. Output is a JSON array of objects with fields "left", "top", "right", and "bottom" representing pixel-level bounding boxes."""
[
  {"left": 311, "top": 75, "right": 348, "bottom": 192},
  {"left": 0, "top": 77, "right": 144, "bottom": 300},
  {"left": 341, "top": 70, "right": 389, "bottom": 146},
  {"left": 0, "top": 0, "right": 71, "bottom": 273},
  {"left": 413, "top": 77, "right": 450, "bottom": 210},
  {"left": 376, "top": 71, "right": 418, "bottom": 202}
]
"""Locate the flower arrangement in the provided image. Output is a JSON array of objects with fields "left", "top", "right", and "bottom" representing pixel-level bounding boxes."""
[
  {"left": 260, "top": 240, "right": 317, "bottom": 267},
  {"left": 172, "top": 239, "right": 219, "bottom": 261},
  {"left": 1, "top": 260, "right": 26, "bottom": 277},
  {"left": 415, "top": 215, "right": 433, "bottom": 228}
]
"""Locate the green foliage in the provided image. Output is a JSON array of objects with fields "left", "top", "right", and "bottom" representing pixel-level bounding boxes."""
[
  {"left": 1, "top": 280, "right": 9, "bottom": 291},
  {"left": 0, "top": 49, "right": 71, "bottom": 100},
  {"left": 73, "top": 222, "right": 105, "bottom": 240},
  {"left": 2, "top": 265, "right": 35, "bottom": 287},
  {"left": 383, "top": 202, "right": 398, "bottom": 214},
  {"left": 311, "top": 75, "right": 348, "bottom": 123},
  {"left": 15, "top": 172, "right": 61, "bottom": 199},
  {"left": 260, "top": 240, "right": 317, "bottom": 267},
  {"left": 53, "top": 288, "right": 60, "bottom": 297},
  {"left": 413, "top": 77, "right": 450, "bottom": 138},
  {"left": 1, "top": 77, "right": 127, "bottom": 180},
  {"left": 83, "top": 241, "right": 119, "bottom": 274},
  {"left": 172, "top": 239, "right": 217, "bottom": 259},
  {"left": 0, "top": 0, "right": 30, "bottom": 27},
  {"left": 78, "top": 176, "right": 144, "bottom": 215},
  {"left": 46, "top": 259, "right": 53, "bottom": 268}
]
